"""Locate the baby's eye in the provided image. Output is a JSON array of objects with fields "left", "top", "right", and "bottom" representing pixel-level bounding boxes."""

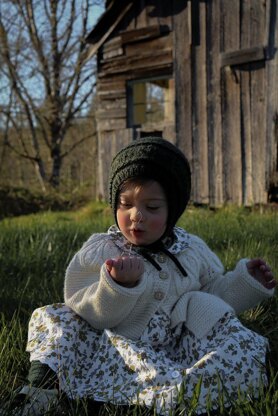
[{"left": 147, "top": 206, "right": 159, "bottom": 211}]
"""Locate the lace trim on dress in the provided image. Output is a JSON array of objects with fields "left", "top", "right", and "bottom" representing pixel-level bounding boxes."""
[{"left": 107, "top": 225, "right": 190, "bottom": 255}]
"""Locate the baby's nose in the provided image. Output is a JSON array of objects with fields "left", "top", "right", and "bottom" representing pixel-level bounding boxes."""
[{"left": 131, "top": 210, "right": 143, "bottom": 223}]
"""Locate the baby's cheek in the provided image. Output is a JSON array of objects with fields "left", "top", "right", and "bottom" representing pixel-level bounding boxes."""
[{"left": 150, "top": 217, "right": 167, "bottom": 230}]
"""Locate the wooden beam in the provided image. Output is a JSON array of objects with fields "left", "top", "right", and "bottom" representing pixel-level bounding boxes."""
[
  {"left": 120, "top": 25, "right": 170, "bottom": 45},
  {"left": 191, "top": 1, "right": 209, "bottom": 204},
  {"left": 85, "top": 2, "right": 133, "bottom": 61},
  {"left": 221, "top": 46, "right": 266, "bottom": 67},
  {"left": 98, "top": 50, "right": 173, "bottom": 76},
  {"left": 207, "top": 0, "right": 223, "bottom": 207},
  {"left": 173, "top": 1, "right": 192, "bottom": 165},
  {"left": 265, "top": 0, "right": 278, "bottom": 192},
  {"left": 240, "top": 0, "right": 253, "bottom": 206},
  {"left": 249, "top": 0, "right": 268, "bottom": 204},
  {"left": 221, "top": 0, "right": 242, "bottom": 204}
]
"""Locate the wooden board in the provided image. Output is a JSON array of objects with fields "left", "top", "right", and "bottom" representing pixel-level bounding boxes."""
[
  {"left": 240, "top": 0, "right": 253, "bottom": 205},
  {"left": 265, "top": 0, "right": 278, "bottom": 192},
  {"left": 191, "top": 1, "right": 209, "bottom": 204},
  {"left": 221, "top": 0, "right": 242, "bottom": 204},
  {"left": 250, "top": 0, "right": 267, "bottom": 203},
  {"left": 173, "top": 1, "right": 192, "bottom": 164},
  {"left": 206, "top": 0, "right": 223, "bottom": 207}
]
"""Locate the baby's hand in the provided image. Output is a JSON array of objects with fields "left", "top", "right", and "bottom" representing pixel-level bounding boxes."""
[
  {"left": 247, "top": 258, "right": 276, "bottom": 290},
  {"left": 105, "top": 256, "right": 144, "bottom": 288}
]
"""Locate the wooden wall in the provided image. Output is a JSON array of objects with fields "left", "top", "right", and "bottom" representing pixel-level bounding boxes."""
[
  {"left": 174, "top": 0, "right": 277, "bottom": 206},
  {"left": 95, "top": 1, "right": 175, "bottom": 198},
  {"left": 93, "top": 0, "right": 277, "bottom": 205}
]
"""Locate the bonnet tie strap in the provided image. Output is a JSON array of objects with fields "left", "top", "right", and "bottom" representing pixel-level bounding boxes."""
[
  {"left": 138, "top": 248, "right": 162, "bottom": 272},
  {"left": 138, "top": 244, "right": 187, "bottom": 277},
  {"left": 160, "top": 247, "right": 188, "bottom": 276}
]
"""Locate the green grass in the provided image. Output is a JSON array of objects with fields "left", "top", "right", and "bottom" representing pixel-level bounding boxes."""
[{"left": 0, "top": 204, "right": 277, "bottom": 415}]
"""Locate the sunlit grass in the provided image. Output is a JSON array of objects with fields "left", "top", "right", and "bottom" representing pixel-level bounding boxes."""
[{"left": 0, "top": 204, "right": 277, "bottom": 414}]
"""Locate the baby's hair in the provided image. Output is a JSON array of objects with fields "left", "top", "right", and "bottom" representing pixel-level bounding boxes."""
[{"left": 118, "top": 176, "right": 157, "bottom": 195}]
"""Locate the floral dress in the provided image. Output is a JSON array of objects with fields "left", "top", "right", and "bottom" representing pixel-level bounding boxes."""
[{"left": 26, "top": 229, "right": 269, "bottom": 415}]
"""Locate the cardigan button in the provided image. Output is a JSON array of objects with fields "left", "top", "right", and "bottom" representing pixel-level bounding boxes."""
[
  {"left": 171, "top": 370, "right": 180, "bottom": 379},
  {"left": 157, "top": 253, "right": 166, "bottom": 263},
  {"left": 159, "top": 271, "right": 168, "bottom": 280},
  {"left": 154, "top": 291, "right": 165, "bottom": 300}
]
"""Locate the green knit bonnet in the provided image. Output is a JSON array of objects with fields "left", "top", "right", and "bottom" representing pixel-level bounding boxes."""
[{"left": 109, "top": 136, "right": 191, "bottom": 237}]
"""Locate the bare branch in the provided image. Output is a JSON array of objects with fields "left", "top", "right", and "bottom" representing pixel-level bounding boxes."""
[
  {"left": 0, "top": 0, "right": 99, "bottom": 188},
  {"left": 61, "top": 132, "right": 95, "bottom": 159},
  {"left": 4, "top": 139, "right": 38, "bottom": 162},
  {"left": 19, "top": 0, "right": 52, "bottom": 95},
  {"left": 59, "top": 0, "right": 76, "bottom": 58}
]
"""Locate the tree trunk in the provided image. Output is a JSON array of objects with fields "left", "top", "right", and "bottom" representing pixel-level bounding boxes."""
[{"left": 50, "top": 146, "right": 62, "bottom": 187}]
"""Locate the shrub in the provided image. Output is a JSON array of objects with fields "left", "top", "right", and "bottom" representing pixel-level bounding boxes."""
[{"left": 0, "top": 186, "right": 93, "bottom": 219}]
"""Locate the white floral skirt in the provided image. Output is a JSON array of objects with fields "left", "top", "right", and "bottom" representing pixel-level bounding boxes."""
[{"left": 26, "top": 304, "right": 268, "bottom": 415}]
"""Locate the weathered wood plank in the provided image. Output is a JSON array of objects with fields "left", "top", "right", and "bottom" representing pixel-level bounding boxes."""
[
  {"left": 102, "top": 36, "right": 122, "bottom": 52},
  {"left": 206, "top": 0, "right": 223, "bottom": 207},
  {"left": 97, "top": 118, "right": 127, "bottom": 132},
  {"left": 163, "top": 123, "right": 176, "bottom": 142},
  {"left": 100, "top": 48, "right": 172, "bottom": 69},
  {"left": 98, "top": 97, "right": 126, "bottom": 107},
  {"left": 250, "top": 0, "right": 268, "bottom": 45},
  {"left": 221, "top": 0, "right": 242, "bottom": 204},
  {"left": 98, "top": 129, "right": 132, "bottom": 199},
  {"left": 98, "top": 91, "right": 126, "bottom": 100},
  {"left": 125, "top": 33, "right": 173, "bottom": 57},
  {"left": 173, "top": 1, "right": 192, "bottom": 166},
  {"left": 102, "top": 36, "right": 123, "bottom": 59},
  {"left": 113, "top": 129, "right": 131, "bottom": 155},
  {"left": 250, "top": 0, "right": 267, "bottom": 203},
  {"left": 265, "top": 0, "right": 278, "bottom": 194},
  {"left": 103, "top": 48, "right": 124, "bottom": 60},
  {"left": 98, "top": 131, "right": 120, "bottom": 199},
  {"left": 96, "top": 107, "right": 126, "bottom": 120},
  {"left": 240, "top": 0, "right": 253, "bottom": 206},
  {"left": 192, "top": 1, "right": 209, "bottom": 204},
  {"left": 97, "top": 78, "right": 126, "bottom": 90},
  {"left": 99, "top": 50, "right": 173, "bottom": 75},
  {"left": 124, "top": 63, "right": 173, "bottom": 80},
  {"left": 96, "top": 131, "right": 107, "bottom": 199},
  {"left": 221, "top": 46, "right": 266, "bottom": 67},
  {"left": 120, "top": 25, "right": 169, "bottom": 44},
  {"left": 99, "top": 64, "right": 173, "bottom": 81}
]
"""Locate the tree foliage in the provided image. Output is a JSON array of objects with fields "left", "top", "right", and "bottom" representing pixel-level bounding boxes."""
[{"left": 0, "top": 0, "right": 103, "bottom": 188}]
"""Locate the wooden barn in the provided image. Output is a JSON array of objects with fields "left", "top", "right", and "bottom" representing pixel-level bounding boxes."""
[{"left": 86, "top": 0, "right": 278, "bottom": 206}]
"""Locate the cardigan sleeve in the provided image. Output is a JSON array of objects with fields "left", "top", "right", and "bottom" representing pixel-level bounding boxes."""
[
  {"left": 64, "top": 233, "right": 147, "bottom": 329},
  {"left": 189, "top": 234, "right": 275, "bottom": 313}
]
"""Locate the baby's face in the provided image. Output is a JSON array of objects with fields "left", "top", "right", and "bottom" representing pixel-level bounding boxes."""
[{"left": 116, "top": 180, "right": 168, "bottom": 246}]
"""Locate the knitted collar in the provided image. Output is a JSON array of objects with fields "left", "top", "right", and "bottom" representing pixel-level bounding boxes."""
[
  {"left": 108, "top": 225, "right": 189, "bottom": 276},
  {"left": 107, "top": 225, "right": 190, "bottom": 255}
]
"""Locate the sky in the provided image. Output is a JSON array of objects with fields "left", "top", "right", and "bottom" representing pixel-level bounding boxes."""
[
  {"left": 0, "top": 1, "right": 106, "bottom": 115},
  {"left": 89, "top": 2, "right": 105, "bottom": 29}
]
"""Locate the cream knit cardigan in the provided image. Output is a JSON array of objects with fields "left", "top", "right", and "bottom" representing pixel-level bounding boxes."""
[{"left": 64, "top": 228, "right": 274, "bottom": 340}]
